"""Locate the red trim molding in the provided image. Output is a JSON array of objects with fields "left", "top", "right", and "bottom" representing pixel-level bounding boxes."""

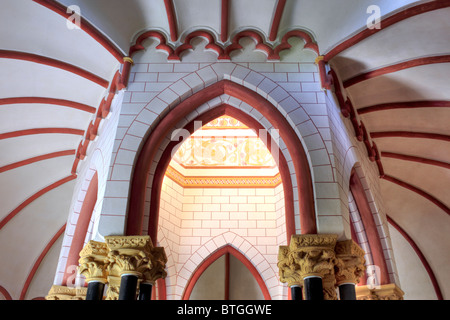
[
  {"left": 350, "top": 170, "right": 390, "bottom": 285},
  {"left": 182, "top": 245, "right": 271, "bottom": 300},
  {"left": 0, "top": 50, "right": 109, "bottom": 88},
  {"left": 221, "top": 0, "right": 230, "bottom": 42},
  {"left": 145, "top": 104, "right": 296, "bottom": 245},
  {"left": 381, "top": 152, "right": 450, "bottom": 170},
  {"left": 32, "top": 0, "right": 124, "bottom": 62},
  {"left": 358, "top": 100, "right": 450, "bottom": 115},
  {"left": 0, "top": 150, "right": 76, "bottom": 174},
  {"left": 324, "top": 0, "right": 450, "bottom": 61},
  {"left": 343, "top": 55, "right": 450, "bottom": 88},
  {"left": 0, "top": 286, "right": 12, "bottom": 300},
  {"left": 387, "top": 215, "right": 443, "bottom": 300},
  {"left": 0, "top": 174, "right": 77, "bottom": 231},
  {"left": 371, "top": 131, "right": 450, "bottom": 142},
  {"left": 269, "top": 0, "right": 287, "bottom": 42},
  {"left": 0, "top": 97, "right": 96, "bottom": 114},
  {"left": 164, "top": 0, "right": 178, "bottom": 42},
  {"left": 62, "top": 172, "right": 98, "bottom": 286},
  {"left": 126, "top": 80, "right": 316, "bottom": 237},
  {"left": 20, "top": 224, "right": 66, "bottom": 300},
  {"left": 382, "top": 174, "right": 450, "bottom": 215},
  {"left": 128, "top": 28, "right": 319, "bottom": 61},
  {"left": 0, "top": 128, "right": 85, "bottom": 140}
]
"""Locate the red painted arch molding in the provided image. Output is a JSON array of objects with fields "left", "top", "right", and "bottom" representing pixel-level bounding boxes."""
[
  {"left": 126, "top": 80, "right": 316, "bottom": 237},
  {"left": 387, "top": 215, "right": 443, "bottom": 300},
  {"left": 0, "top": 50, "right": 109, "bottom": 88},
  {"left": 0, "top": 175, "right": 77, "bottom": 231},
  {"left": 182, "top": 245, "right": 271, "bottom": 300},
  {"left": 32, "top": 0, "right": 125, "bottom": 62},
  {"left": 144, "top": 104, "right": 296, "bottom": 246},
  {"left": 357, "top": 100, "right": 450, "bottom": 115},
  {"left": 324, "top": 0, "right": 450, "bottom": 61},
  {"left": 343, "top": 55, "right": 450, "bottom": 88},
  {"left": 381, "top": 174, "right": 450, "bottom": 216},
  {"left": 0, "top": 97, "right": 96, "bottom": 114},
  {"left": 20, "top": 224, "right": 66, "bottom": 300},
  {"left": 269, "top": 0, "right": 287, "bottom": 42}
]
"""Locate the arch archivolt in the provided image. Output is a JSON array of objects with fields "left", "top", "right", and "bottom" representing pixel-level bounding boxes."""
[{"left": 103, "top": 62, "right": 339, "bottom": 237}]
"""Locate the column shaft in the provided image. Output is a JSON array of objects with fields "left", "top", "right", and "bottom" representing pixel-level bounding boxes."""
[
  {"left": 85, "top": 281, "right": 105, "bottom": 300},
  {"left": 303, "top": 276, "right": 324, "bottom": 300},
  {"left": 290, "top": 286, "right": 303, "bottom": 300},
  {"left": 138, "top": 282, "right": 153, "bottom": 300},
  {"left": 118, "top": 275, "right": 138, "bottom": 300},
  {"left": 339, "top": 283, "right": 356, "bottom": 300}
]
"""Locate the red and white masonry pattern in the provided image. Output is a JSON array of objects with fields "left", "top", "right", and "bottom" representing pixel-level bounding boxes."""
[
  {"left": 159, "top": 177, "right": 286, "bottom": 299},
  {"left": 54, "top": 41, "right": 398, "bottom": 296}
]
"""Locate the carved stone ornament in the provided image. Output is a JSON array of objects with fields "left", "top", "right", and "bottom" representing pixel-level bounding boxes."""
[
  {"left": 356, "top": 284, "right": 404, "bottom": 300},
  {"left": 105, "top": 275, "right": 121, "bottom": 300},
  {"left": 105, "top": 235, "right": 154, "bottom": 278},
  {"left": 334, "top": 240, "right": 366, "bottom": 286},
  {"left": 289, "top": 234, "right": 338, "bottom": 279},
  {"left": 45, "top": 285, "right": 87, "bottom": 300},
  {"left": 142, "top": 246, "right": 168, "bottom": 284},
  {"left": 277, "top": 245, "right": 303, "bottom": 287},
  {"left": 322, "top": 273, "right": 338, "bottom": 300},
  {"left": 78, "top": 240, "right": 109, "bottom": 283},
  {"left": 278, "top": 234, "right": 338, "bottom": 287}
]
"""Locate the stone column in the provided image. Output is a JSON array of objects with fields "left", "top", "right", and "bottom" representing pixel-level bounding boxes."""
[
  {"left": 78, "top": 240, "right": 109, "bottom": 300},
  {"left": 105, "top": 235, "right": 153, "bottom": 300},
  {"left": 334, "top": 240, "right": 366, "bottom": 300},
  {"left": 278, "top": 234, "right": 338, "bottom": 300},
  {"left": 138, "top": 246, "right": 168, "bottom": 300}
]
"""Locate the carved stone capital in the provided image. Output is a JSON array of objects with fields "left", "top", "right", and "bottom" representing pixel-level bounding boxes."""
[
  {"left": 278, "top": 234, "right": 338, "bottom": 287},
  {"left": 356, "top": 284, "right": 404, "bottom": 300},
  {"left": 105, "top": 275, "right": 121, "bottom": 300},
  {"left": 334, "top": 240, "right": 366, "bottom": 286},
  {"left": 142, "top": 246, "right": 168, "bottom": 284},
  {"left": 78, "top": 240, "right": 109, "bottom": 283},
  {"left": 105, "top": 235, "right": 153, "bottom": 278},
  {"left": 277, "top": 245, "right": 303, "bottom": 287},
  {"left": 322, "top": 273, "right": 338, "bottom": 300},
  {"left": 45, "top": 285, "right": 87, "bottom": 300},
  {"left": 289, "top": 234, "right": 338, "bottom": 279}
]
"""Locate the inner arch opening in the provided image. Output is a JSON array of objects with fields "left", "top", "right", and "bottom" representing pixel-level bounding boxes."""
[{"left": 158, "top": 114, "right": 287, "bottom": 299}]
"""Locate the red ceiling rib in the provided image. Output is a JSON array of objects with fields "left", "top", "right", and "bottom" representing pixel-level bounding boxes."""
[
  {"left": 32, "top": 0, "right": 125, "bottom": 62},
  {"left": 381, "top": 152, "right": 450, "bottom": 170},
  {"left": 0, "top": 175, "right": 77, "bottom": 231},
  {"left": 387, "top": 215, "right": 443, "bottom": 300},
  {"left": 0, "top": 97, "right": 96, "bottom": 114},
  {"left": 358, "top": 100, "right": 450, "bottom": 115},
  {"left": 324, "top": 0, "right": 450, "bottom": 61},
  {"left": 0, "top": 50, "right": 109, "bottom": 88},
  {"left": 343, "top": 55, "right": 450, "bottom": 88},
  {"left": 164, "top": 0, "right": 178, "bottom": 42},
  {"left": 0, "top": 128, "right": 85, "bottom": 140},
  {"left": 221, "top": 0, "right": 229, "bottom": 42},
  {"left": 382, "top": 174, "right": 450, "bottom": 215},
  {"left": 269, "top": 0, "right": 286, "bottom": 42},
  {"left": 0, "top": 150, "right": 76, "bottom": 174},
  {"left": 371, "top": 131, "right": 450, "bottom": 142},
  {"left": 20, "top": 224, "right": 66, "bottom": 300}
]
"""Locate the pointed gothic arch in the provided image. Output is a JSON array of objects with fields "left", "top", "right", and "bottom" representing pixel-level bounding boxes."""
[
  {"left": 126, "top": 80, "right": 316, "bottom": 239},
  {"left": 182, "top": 244, "right": 271, "bottom": 300}
]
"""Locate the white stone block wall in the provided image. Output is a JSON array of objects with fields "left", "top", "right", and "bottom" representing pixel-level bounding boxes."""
[{"left": 158, "top": 176, "right": 287, "bottom": 299}]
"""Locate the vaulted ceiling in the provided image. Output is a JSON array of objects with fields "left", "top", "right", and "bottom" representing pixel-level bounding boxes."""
[{"left": 0, "top": 0, "right": 448, "bottom": 300}]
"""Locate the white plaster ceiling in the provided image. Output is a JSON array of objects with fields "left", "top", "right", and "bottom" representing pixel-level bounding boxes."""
[{"left": 0, "top": 0, "right": 448, "bottom": 300}]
